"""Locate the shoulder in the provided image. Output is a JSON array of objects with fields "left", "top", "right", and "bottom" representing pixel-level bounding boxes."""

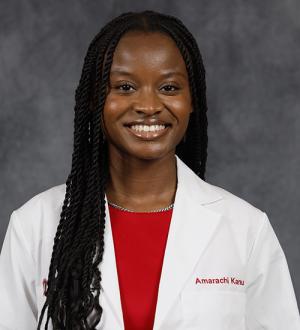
[
  {"left": 200, "top": 180, "right": 269, "bottom": 244},
  {"left": 14, "top": 183, "right": 66, "bottom": 221},
  {"left": 178, "top": 157, "right": 275, "bottom": 263},
  {"left": 16, "top": 183, "right": 66, "bottom": 211},
  {"left": 205, "top": 180, "right": 264, "bottom": 217},
  {"left": 176, "top": 154, "right": 267, "bottom": 233}
]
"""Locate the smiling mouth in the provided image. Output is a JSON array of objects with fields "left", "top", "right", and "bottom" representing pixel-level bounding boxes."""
[{"left": 124, "top": 124, "right": 171, "bottom": 140}]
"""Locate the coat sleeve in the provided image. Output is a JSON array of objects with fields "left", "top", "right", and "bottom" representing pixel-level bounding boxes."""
[
  {"left": 246, "top": 211, "right": 300, "bottom": 329},
  {"left": 0, "top": 210, "right": 38, "bottom": 330}
]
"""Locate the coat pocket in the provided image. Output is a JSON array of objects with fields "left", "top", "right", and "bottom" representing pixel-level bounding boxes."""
[{"left": 181, "top": 289, "right": 246, "bottom": 330}]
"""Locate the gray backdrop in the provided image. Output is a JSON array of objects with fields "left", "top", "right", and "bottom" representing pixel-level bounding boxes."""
[{"left": 1, "top": 0, "right": 299, "bottom": 305}]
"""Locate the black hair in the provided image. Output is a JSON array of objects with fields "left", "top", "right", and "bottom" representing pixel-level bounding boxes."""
[{"left": 37, "top": 9, "right": 208, "bottom": 329}]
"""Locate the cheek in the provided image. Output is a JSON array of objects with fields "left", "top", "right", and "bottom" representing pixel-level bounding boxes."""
[
  {"left": 103, "top": 95, "right": 129, "bottom": 130},
  {"left": 103, "top": 94, "right": 125, "bottom": 114},
  {"left": 165, "top": 89, "right": 192, "bottom": 111},
  {"left": 165, "top": 98, "right": 192, "bottom": 125}
]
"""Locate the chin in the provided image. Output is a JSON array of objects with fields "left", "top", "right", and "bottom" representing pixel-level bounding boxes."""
[{"left": 126, "top": 147, "right": 174, "bottom": 161}]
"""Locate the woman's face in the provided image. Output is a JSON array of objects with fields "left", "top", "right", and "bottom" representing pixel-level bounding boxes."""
[{"left": 102, "top": 31, "right": 193, "bottom": 161}]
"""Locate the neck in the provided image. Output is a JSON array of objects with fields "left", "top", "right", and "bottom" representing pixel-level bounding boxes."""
[{"left": 105, "top": 150, "right": 177, "bottom": 212}]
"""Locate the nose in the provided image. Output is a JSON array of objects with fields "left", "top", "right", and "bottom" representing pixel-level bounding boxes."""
[{"left": 133, "top": 88, "right": 164, "bottom": 115}]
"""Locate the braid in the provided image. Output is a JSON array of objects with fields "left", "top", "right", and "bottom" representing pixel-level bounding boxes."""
[
  {"left": 37, "top": 10, "right": 209, "bottom": 329},
  {"left": 158, "top": 15, "right": 208, "bottom": 178}
]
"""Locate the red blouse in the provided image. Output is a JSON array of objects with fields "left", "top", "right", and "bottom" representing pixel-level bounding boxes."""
[{"left": 108, "top": 204, "right": 173, "bottom": 330}]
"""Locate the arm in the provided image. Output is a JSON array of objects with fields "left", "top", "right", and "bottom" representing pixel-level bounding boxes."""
[
  {"left": 246, "top": 212, "right": 300, "bottom": 329},
  {"left": 0, "top": 210, "right": 38, "bottom": 329}
]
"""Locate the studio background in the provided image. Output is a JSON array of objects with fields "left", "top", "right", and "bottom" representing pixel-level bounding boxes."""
[{"left": 1, "top": 1, "right": 299, "bottom": 304}]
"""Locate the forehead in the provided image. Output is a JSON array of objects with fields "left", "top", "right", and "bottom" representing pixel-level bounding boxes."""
[{"left": 110, "top": 31, "right": 187, "bottom": 74}]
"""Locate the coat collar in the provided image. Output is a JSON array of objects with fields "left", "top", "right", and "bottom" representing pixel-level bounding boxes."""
[
  {"left": 100, "top": 154, "right": 224, "bottom": 329},
  {"left": 174, "top": 154, "right": 223, "bottom": 205}
]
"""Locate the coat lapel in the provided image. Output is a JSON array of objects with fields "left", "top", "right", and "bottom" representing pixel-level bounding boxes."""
[
  {"left": 100, "top": 154, "right": 224, "bottom": 330},
  {"left": 100, "top": 195, "right": 124, "bottom": 329},
  {"left": 153, "top": 155, "right": 223, "bottom": 330}
]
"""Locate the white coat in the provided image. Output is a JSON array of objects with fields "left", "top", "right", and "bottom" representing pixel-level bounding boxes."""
[{"left": 0, "top": 154, "right": 300, "bottom": 330}]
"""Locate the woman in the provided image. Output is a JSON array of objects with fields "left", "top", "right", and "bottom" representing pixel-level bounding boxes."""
[{"left": 0, "top": 10, "right": 299, "bottom": 330}]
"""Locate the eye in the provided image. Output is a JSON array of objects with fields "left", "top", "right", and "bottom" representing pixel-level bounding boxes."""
[
  {"left": 161, "top": 84, "right": 180, "bottom": 92},
  {"left": 115, "top": 83, "right": 135, "bottom": 92}
]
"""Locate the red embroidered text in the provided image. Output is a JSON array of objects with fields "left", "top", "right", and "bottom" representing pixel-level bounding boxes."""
[{"left": 195, "top": 276, "right": 245, "bottom": 286}]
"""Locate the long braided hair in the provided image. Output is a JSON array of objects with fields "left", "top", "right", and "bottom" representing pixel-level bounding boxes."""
[{"left": 37, "top": 9, "right": 209, "bottom": 329}]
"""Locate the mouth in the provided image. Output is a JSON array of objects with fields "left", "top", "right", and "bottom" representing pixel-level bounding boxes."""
[{"left": 124, "top": 123, "right": 172, "bottom": 140}]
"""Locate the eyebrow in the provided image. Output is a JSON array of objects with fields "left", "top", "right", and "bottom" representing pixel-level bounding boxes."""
[{"left": 110, "top": 69, "right": 187, "bottom": 79}]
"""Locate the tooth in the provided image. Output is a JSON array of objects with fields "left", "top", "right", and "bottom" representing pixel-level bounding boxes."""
[{"left": 129, "top": 124, "right": 168, "bottom": 132}]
